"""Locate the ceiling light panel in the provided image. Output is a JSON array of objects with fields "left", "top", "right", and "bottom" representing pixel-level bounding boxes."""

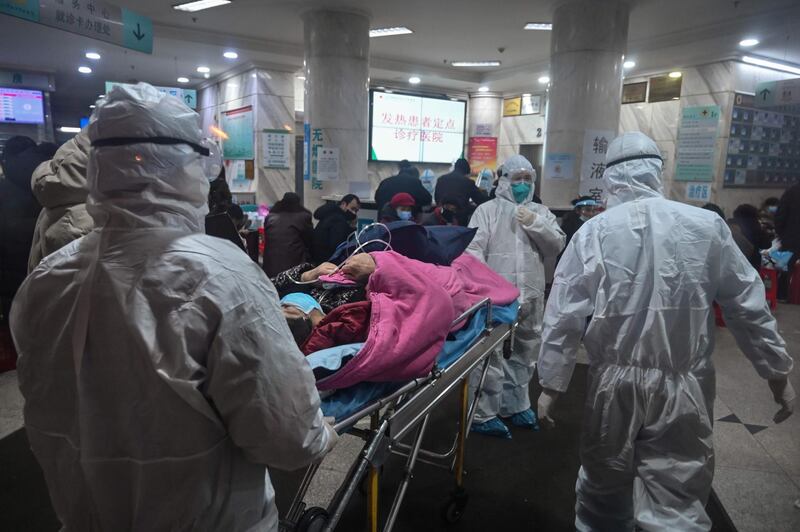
[
  {"left": 742, "top": 55, "right": 800, "bottom": 75},
  {"left": 173, "top": 0, "right": 231, "bottom": 13},
  {"left": 524, "top": 23, "right": 552, "bottom": 30},
  {"left": 370, "top": 27, "right": 413, "bottom": 38},
  {"left": 451, "top": 61, "right": 501, "bottom": 67},
  {"left": 739, "top": 38, "right": 759, "bottom": 47}
]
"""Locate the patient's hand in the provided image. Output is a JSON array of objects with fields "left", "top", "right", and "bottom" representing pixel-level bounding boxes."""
[
  {"left": 342, "top": 253, "right": 376, "bottom": 282},
  {"left": 301, "top": 262, "right": 337, "bottom": 282}
]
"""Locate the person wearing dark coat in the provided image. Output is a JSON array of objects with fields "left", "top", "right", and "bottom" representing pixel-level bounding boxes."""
[
  {"left": 312, "top": 194, "right": 360, "bottom": 264},
  {"left": 775, "top": 183, "right": 800, "bottom": 255},
  {"left": 374, "top": 160, "right": 432, "bottom": 213},
  {"left": 0, "top": 136, "right": 56, "bottom": 321},
  {"left": 730, "top": 203, "right": 772, "bottom": 270},
  {"left": 263, "top": 192, "right": 313, "bottom": 277},
  {"left": 434, "top": 158, "right": 488, "bottom": 207}
]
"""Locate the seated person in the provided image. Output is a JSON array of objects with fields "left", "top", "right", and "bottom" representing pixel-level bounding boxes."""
[
  {"left": 379, "top": 192, "right": 416, "bottom": 223},
  {"left": 420, "top": 196, "right": 470, "bottom": 226}
]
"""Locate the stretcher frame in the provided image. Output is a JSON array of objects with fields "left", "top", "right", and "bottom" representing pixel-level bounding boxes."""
[{"left": 281, "top": 297, "right": 515, "bottom": 532}]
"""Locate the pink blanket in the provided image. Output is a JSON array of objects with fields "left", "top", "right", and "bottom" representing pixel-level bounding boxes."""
[{"left": 316, "top": 251, "right": 519, "bottom": 391}]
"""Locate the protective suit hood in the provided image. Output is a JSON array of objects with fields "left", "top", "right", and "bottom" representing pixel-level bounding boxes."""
[
  {"left": 495, "top": 154, "right": 536, "bottom": 204},
  {"left": 603, "top": 132, "right": 663, "bottom": 208},
  {"left": 87, "top": 83, "right": 209, "bottom": 231}
]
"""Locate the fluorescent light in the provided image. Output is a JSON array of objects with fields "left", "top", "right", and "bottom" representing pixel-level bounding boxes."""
[
  {"left": 451, "top": 60, "right": 501, "bottom": 67},
  {"left": 739, "top": 38, "right": 759, "bottom": 47},
  {"left": 173, "top": 0, "right": 231, "bottom": 13},
  {"left": 89, "top": 104, "right": 96, "bottom": 109},
  {"left": 522, "top": 93, "right": 531, "bottom": 97},
  {"left": 370, "top": 26, "right": 413, "bottom": 38},
  {"left": 742, "top": 55, "right": 800, "bottom": 75},
  {"left": 524, "top": 22, "right": 552, "bottom": 30},
  {"left": 375, "top": 86, "right": 385, "bottom": 90},
  {"left": 98, "top": 94, "right": 105, "bottom": 99},
  {"left": 78, "top": 66, "right": 92, "bottom": 74},
  {"left": 538, "top": 75, "right": 550, "bottom": 83},
  {"left": 623, "top": 60, "right": 636, "bottom": 69},
  {"left": 196, "top": 66, "right": 210, "bottom": 73},
  {"left": 297, "top": 76, "right": 306, "bottom": 80},
  {"left": 177, "top": 77, "right": 189, "bottom": 83},
  {"left": 450, "top": 97, "right": 459, "bottom": 101},
  {"left": 385, "top": 89, "right": 393, "bottom": 93},
  {"left": 409, "top": 76, "right": 421, "bottom": 84},
  {"left": 85, "top": 51, "right": 101, "bottom": 60},
  {"left": 668, "top": 71, "right": 682, "bottom": 78},
  {"left": 478, "top": 86, "right": 489, "bottom": 92},
  {"left": 58, "top": 126, "right": 81, "bottom": 133},
  {"left": 223, "top": 50, "right": 238, "bottom": 59}
]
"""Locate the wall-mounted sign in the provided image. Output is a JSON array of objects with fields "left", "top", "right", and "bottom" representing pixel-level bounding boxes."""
[
  {"left": 545, "top": 152, "right": 576, "bottom": 180},
  {"left": 503, "top": 97, "right": 521, "bottom": 117},
  {"left": 262, "top": 129, "right": 291, "bottom": 169},
  {"left": 317, "top": 147, "right": 340, "bottom": 181},
  {"left": 622, "top": 82, "right": 647, "bottom": 104},
  {"left": 520, "top": 94, "right": 541, "bottom": 115},
  {"left": 675, "top": 105, "right": 720, "bottom": 182},
  {"left": 2, "top": 0, "right": 153, "bottom": 54},
  {"left": 221, "top": 106, "right": 254, "bottom": 160},
  {"left": 105, "top": 81, "right": 197, "bottom": 109},
  {"left": 579, "top": 129, "right": 614, "bottom": 200},
  {"left": 686, "top": 183, "right": 711, "bottom": 202},
  {"left": 475, "top": 123, "right": 492, "bottom": 136},
  {"left": 648, "top": 75, "right": 682, "bottom": 103},
  {"left": 467, "top": 136, "right": 498, "bottom": 174}
]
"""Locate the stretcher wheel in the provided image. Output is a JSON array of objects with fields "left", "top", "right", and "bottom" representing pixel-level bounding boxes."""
[
  {"left": 440, "top": 490, "right": 469, "bottom": 524},
  {"left": 296, "top": 507, "right": 328, "bottom": 532}
]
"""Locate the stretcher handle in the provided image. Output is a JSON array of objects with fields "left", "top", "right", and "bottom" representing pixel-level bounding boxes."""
[{"left": 451, "top": 297, "right": 492, "bottom": 329}]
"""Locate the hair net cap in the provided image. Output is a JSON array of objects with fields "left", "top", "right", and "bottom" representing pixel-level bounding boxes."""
[{"left": 89, "top": 83, "right": 202, "bottom": 145}]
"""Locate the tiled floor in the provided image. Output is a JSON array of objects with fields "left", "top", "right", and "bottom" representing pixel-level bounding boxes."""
[
  {"left": 712, "top": 304, "right": 800, "bottom": 531},
  {"left": 2, "top": 305, "right": 799, "bottom": 530}
]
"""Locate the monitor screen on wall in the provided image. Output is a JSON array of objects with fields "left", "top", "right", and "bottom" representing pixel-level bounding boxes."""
[
  {"left": 0, "top": 88, "right": 45, "bottom": 124},
  {"left": 369, "top": 90, "right": 466, "bottom": 164}
]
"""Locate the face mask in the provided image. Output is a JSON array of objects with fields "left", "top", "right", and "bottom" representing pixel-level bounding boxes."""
[
  {"left": 397, "top": 210, "right": 413, "bottom": 221},
  {"left": 767, "top": 206, "right": 778, "bottom": 214},
  {"left": 511, "top": 182, "right": 531, "bottom": 204},
  {"left": 280, "top": 292, "right": 323, "bottom": 315},
  {"left": 580, "top": 215, "right": 590, "bottom": 222},
  {"left": 442, "top": 209, "right": 455, "bottom": 223},
  {"left": 344, "top": 210, "right": 357, "bottom": 221}
]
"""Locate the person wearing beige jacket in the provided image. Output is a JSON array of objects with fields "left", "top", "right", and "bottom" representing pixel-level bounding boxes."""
[{"left": 28, "top": 129, "right": 93, "bottom": 272}]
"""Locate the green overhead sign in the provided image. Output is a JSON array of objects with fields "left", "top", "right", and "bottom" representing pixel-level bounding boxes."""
[{"left": 1, "top": 0, "right": 153, "bottom": 54}]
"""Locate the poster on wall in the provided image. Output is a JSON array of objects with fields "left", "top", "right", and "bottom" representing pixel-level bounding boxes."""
[
  {"left": 467, "top": 136, "right": 498, "bottom": 174},
  {"left": 520, "top": 94, "right": 541, "bottom": 115},
  {"left": 723, "top": 92, "right": 800, "bottom": 188},
  {"left": 686, "top": 183, "right": 711, "bottom": 202},
  {"left": 579, "top": 129, "right": 614, "bottom": 200},
  {"left": 262, "top": 129, "right": 290, "bottom": 169},
  {"left": 228, "top": 160, "right": 254, "bottom": 193},
  {"left": 221, "top": 106, "right": 254, "bottom": 160},
  {"left": 544, "top": 152, "right": 576, "bottom": 180},
  {"left": 622, "top": 82, "right": 647, "bottom": 104},
  {"left": 675, "top": 105, "right": 720, "bottom": 182},
  {"left": 317, "top": 147, "right": 340, "bottom": 181},
  {"left": 503, "top": 97, "right": 521, "bottom": 117}
]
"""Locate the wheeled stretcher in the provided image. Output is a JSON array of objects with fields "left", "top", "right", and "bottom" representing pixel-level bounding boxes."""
[{"left": 281, "top": 297, "right": 517, "bottom": 532}]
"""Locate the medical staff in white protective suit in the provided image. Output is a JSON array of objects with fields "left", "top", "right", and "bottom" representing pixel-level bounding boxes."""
[
  {"left": 537, "top": 131, "right": 795, "bottom": 531},
  {"left": 10, "top": 83, "right": 336, "bottom": 532},
  {"left": 467, "top": 155, "right": 566, "bottom": 438}
]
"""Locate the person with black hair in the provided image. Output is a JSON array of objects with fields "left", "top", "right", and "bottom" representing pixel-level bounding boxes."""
[
  {"left": 435, "top": 157, "right": 488, "bottom": 208},
  {"left": 731, "top": 203, "right": 772, "bottom": 269},
  {"left": 1, "top": 136, "right": 56, "bottom": 322},
  {"left": 263, "top": 192, "right": 313, "bottom": 277},
  {"left": 701, "top": 202, "right": 725, "bottom": 219},
  {"left": 374, "top": 160, "right": 432, "bottom": 213},
  {"left": 312, "top": 194, "right": 360, "bottom": 264},
  {"left": 208, "top": 167, "right": 233, "bottom": 215}
]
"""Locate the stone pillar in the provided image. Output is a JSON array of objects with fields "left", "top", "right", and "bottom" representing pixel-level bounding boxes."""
[
  {"left": 467, "top": 92, "right": 503, "bottom": 175},
  {"left": 540, "top": 0, "right": 629, "bottom": 208},
  {"left": 302, "top": 9, "right": 370, "bottom": 209}
]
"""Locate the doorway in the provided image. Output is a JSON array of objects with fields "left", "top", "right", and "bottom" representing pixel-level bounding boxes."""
[{"left": 518, "top": 144, "right": 543, "bottom": 194}]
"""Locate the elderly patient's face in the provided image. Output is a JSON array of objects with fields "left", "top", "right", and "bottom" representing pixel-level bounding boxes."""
[{"left": 282, "top": 305, "right": 306, "bottom": 320}]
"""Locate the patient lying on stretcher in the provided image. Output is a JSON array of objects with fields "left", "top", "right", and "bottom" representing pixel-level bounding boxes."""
[{"left": 280, "top": 251, "right": 519, "bottom": 391}]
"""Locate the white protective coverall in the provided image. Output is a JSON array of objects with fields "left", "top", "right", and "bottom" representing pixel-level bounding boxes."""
[
  {"left": 538, "top": 132, "right": 793, "bottom": 531},
  {"left": 11, "top": 83, "right": 334, "bottom": 532},
  {"left": 467, "top": 155, "right": 566, "bottom": 421}
]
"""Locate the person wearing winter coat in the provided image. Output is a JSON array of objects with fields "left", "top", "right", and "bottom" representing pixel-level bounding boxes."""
[
  {"left": 28, "top": 129, "right": 93, "bottom": 272},
  {"left": 1, "top": 136, "right": 56, "bottom": 320},
  {"left": 311, "top": 194, "right": 360, "bottom": 264},
  {"left": 263, "top": 192, "right": 313, "bottom": 277},
  {"left": 435, "top": 158, "right": 488, "bottom": 208},
  {"left": 374, "top": 161, "right": 432, "bottom": 213}
]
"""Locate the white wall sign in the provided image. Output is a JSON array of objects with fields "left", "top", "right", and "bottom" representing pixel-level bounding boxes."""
[
  {"left": 317, "top": 147, "right": 340, "bottom": 181},
  {"left": 579, "top": 129, "right": 614, "bottom": 200},
  {"left": 475, "top": 123, "right": 492, "bottom": 136},
  {"left": 545, "top": 152, "right": 576, "bottom": 180},
  {"left": 686, "top": 183, "right": 711, "bottom": 202},
  {"left": 521, "top": 94, "right": 541, "bottom": 115},
  {"left": 262, "top": 129, "right": 290, "bottom": 169}
]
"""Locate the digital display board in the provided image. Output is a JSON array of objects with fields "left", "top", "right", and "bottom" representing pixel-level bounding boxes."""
[{"left": 0, "top": 88, "right": 45, "bottom": 124}]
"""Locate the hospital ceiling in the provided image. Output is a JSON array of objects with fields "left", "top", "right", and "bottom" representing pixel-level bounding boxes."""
[{"left": 0, "top": 0, "right": 799, "bottom": 127}]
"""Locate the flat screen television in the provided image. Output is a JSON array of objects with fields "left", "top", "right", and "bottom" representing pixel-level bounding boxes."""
[
  {"left": 0, "top": 88, "right": 45, "bottom": 124},
  {"left": 369, "top": 90, "right": 466, "bottom": 164}
]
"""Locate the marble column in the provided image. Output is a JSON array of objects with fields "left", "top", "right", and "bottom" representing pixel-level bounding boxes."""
[
  {"left": 302, "top": 9, "right": 370, "bottom": 209},
  {"left": 541, "top": 0, "right": 629, "bottom": 208},
  {"left": 467, "top": 92, "right": 503, "bottom": 174}
]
